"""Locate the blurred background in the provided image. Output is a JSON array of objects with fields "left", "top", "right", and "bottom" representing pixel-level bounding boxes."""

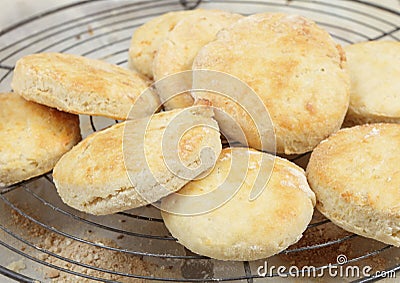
[{"left": 0, "top": 0, "right": 399, "bottom": 32}]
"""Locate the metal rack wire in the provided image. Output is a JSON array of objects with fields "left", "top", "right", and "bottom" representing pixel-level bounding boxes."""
[{"left": 0, "top": 0, "right": 399, "bottom": 282}]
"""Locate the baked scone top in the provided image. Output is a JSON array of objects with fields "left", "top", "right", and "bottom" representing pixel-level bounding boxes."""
[
  {"left": 308, "top": 123, "right": 400, "bottom": 212},
  {"left": 162, "top": 147, "right": 315, "bottom": 261},
  {"left": 193, "top": 13, "right": 349, "bottom": 154},
  {"left": 344, "top": 41, "right": 400, "bottom": 125},
  {"left": 12, "top": 53, "right": 154, "bottom": 120}
]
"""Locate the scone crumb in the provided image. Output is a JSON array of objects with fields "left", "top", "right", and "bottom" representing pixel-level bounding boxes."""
[
  {"left": 45, "top": 269, "right": 60, "bottom": 279},
  {"left": 6, "top": 259, "right": 26, "bottom": 273}
]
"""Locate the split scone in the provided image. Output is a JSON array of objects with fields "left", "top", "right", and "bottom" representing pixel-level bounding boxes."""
[
  {"left": 307, "top": 123, "right": 400, "bottom": 246},
  {"left": 128, "top": 10, "right": 197, "bottom": 79},
  {"left": 153, "top": 10, "right": 242, "bottom": 110},
  {"left": 162, "top": 147, "right": 315, "bottom": 261},
  {"left": 12, "top": 53, "right": 157, "bottom": 120},
  {"left": 344, "top": 41, "right": 400, "bottom": 126},
  {"left": 0, "top": 93, "right": 81, "bottom": 187},
  {"left": 192, "top": 13, "right": 349, "bottom": 154},
  {"left": 53, "top": 105, "right": 222, "bottom": 215}
]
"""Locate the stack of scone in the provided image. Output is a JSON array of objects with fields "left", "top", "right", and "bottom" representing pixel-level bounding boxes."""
[
  {"left": 129, "top": 10, "right": 400, "bottom": 258},
  {"left": 1, "top": 7, "right": 399, "bottom": 264}
]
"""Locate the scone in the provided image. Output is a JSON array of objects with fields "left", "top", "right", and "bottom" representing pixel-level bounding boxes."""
[
  {"left": 162, "top": 148, "right": 315, "bottom": 261},
  {"left": 306, "top": 123, "right": 400, "bottom": 246},
  {"left": 192, "top": 13, "right": 349, "bottom": 154},
  {"left": 0, "top": 93, "right": 81, "bottom": 187},
  {"left": 153, "top": 10, "right": 242, "bottom": 110},
  {"left": 53, "top": 105, "right": 222, "bottom": 215},
  {"left": 343, "top": 41, "right": 400, "bottom": 126},
  {"left": 128, "top": 10, "right": 197, "bottom": 79},
  {"left": 11, "top": 53, "right": 157, "bottom": 120}
]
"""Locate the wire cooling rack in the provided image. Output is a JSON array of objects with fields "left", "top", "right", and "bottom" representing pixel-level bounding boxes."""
[{"left": 0, "top": 0, "right": 400, "bottom": 282}]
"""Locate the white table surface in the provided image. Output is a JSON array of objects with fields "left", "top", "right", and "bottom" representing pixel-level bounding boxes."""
[{"left": 0, "top": 0, "right": 78, "bottom": 30}]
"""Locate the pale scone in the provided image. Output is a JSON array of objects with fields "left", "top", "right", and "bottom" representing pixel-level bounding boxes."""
[
  {"left": 344, "top": 41, "right": 400, "bottom": 126},
  {"left": 53, "top": 105, "right": 222, "bottom": 215},
  {"left": 162, "top": 148, "right": 315, "bottom": 261},
  {"left": 0, "top": 93, "right": 81, "bottom": 187},
  {"left": 153, "top": 10, "right": 242, "bottom": 110},
  {"left": 192, "top": 13, "right": 349, "bottom": 154},
  {"left": 307, "top": 123, "right": 400, "bottom": 246},
  {"left": 128, "top": 10, "right": 197, "bottom": 79},
  {"left": 11, "top": 53, "right": 157, "bottom": 120}
]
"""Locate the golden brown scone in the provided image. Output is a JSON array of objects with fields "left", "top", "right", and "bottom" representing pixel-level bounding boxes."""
[
  {"left": 0, "top": 93, "right": 81, "bottom": 187},
  {"left": 128, "top": 10, "right": 197, "bottom": 79},
  {"left": 53, "top": 105, "right": 222, "bottom": 215},
  {"left": 192, "top": 13, "right": 349, "bottom": 154},
  {"left": 11, "top": 53, "right": 157, "bottom": 120},
  {"left": 153, "top": 10, "right": 242, "bottom": 110},
  {"left": 162, "top": 148, "right": 315, "bottom": 261},
  {"left": 307, "top": 123, "right": 400, "bottom": 246},
  {"left": 343, "top": 41, "right": 400, "bottom": 126}
]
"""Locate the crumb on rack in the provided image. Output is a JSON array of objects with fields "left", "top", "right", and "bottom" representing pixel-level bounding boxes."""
[
  {"left": 6, "top": 259, "right": 26, "bottom": 273},
  {"left": 10, "top": 207, "right": 179, "bottom": 282},
  {"left": 280, "top": 211, "right": 387, "bottom": 273},
  {"left": 87, "top": 26, "right": 94, "bottom": 36},
  {"left": 45, "top": 268, "right": 60, "bottom": 279}
]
